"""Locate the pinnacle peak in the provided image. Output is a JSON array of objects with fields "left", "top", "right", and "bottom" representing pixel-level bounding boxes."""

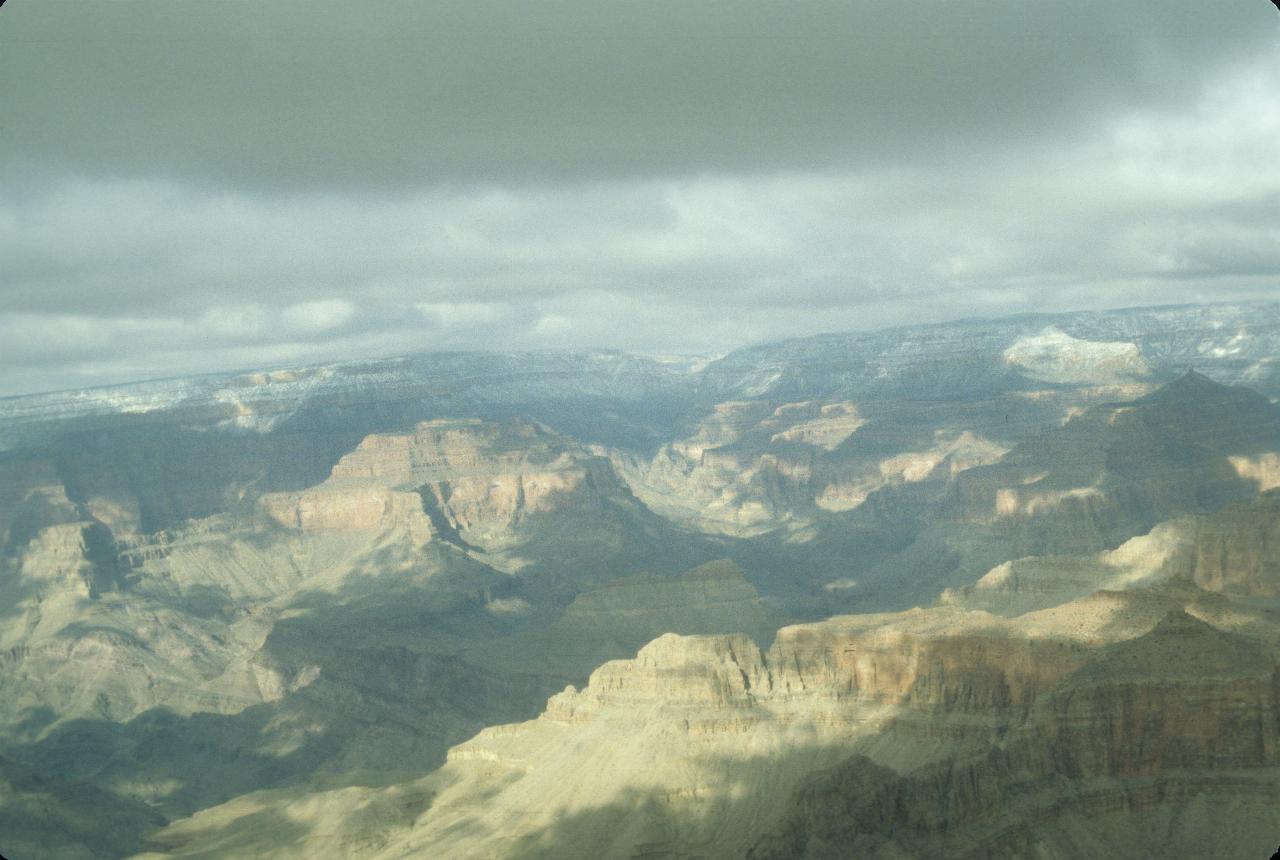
[
  {"left": 1142, "top": 368, "right": 1234, "bottom": 403},
  {"left": 1152, "top": 607, "right": 1202, "bottom": 632}
]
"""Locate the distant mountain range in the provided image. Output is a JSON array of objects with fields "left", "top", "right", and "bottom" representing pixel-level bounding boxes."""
[{"left": 3, "top": 301, "right": 1279, "bottom": 450}]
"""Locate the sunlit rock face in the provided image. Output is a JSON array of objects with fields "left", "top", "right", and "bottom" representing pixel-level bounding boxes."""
[
  {"left": 179, "top": 484, "right": 1280, "bottom": 860},
  {"left": 933, "top": 372, "right": 1280, "bottom": 569},
  {"left": 1171, "top": 493, "right": 1280, "bottom": 597},
  {"left": 771, "top": 402, "right": 868, "bottom": 450},
  {"left": 773, "top": 370, "right": 1280, "bottom": 615},
  {"left": 1229, "top": 452, "right": 1280, "bottom": 492},
  {"left": 962, "top": 371, "right": 1280, "bottom": 524},
  {"left": 0, "top": 485, "right": 344, "bottom": 736},
  {"left": 0, "top": 413, "right": 698, "bottom": 856},
  {"left": 261, "top": 486, "right": 433, "bottom": 538},
  {"left": 250, "top": 418, "right": 693, "bottom": 603},
  {"left": 815, "top": 431, "right": 1009, "bottom": 513},
  {"left": 262, "top": 419, "right": 640, "bottom": 554},
  {"left": 611, "top": 400, "right": 852, "bottom": 536}
]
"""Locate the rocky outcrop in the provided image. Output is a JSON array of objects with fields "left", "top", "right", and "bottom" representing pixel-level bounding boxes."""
[
  {"left": 542, "top": 631, "right": 771, "bottom": 721},
  {"left": 1172, "top": 492, "right": 1280, "bottom": 597},
  {"left": 298, "top": 587, "right": 1275, "bottom": 860},
  {"left": 815, "top": 431, "right": 1007, "bottom": 513},
  {"left": 259, "top": 419, "right": 641, "bottom": 558},
  {"left": 0, "top": 457, "right": 84, "bottom": 551},
  {"left": 610, "top": 401, "right": 824, "bottom": 536},
  {"left": 190, "top": 601, "right": 1060, "bottom": 858},
  {"left": 10, "top": 520, "right": 124, "bottom": 600},
  {"left": 615, "top": 399, "right": 1007, "bottom": 537},
  {"left": 260, "top": 486, "right": 433, "bottom": 542},
  {"left": 750, "top": 610, "right": 1280, "bottom": 860},
  {"left": 854, "top": 371, "right": 1280, "bottom": 608},
  {"left": 130, "top": 537, "right": 1280, "bottom": 856}
]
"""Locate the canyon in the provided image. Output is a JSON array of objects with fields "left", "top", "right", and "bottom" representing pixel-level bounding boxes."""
[{"left": 2, "top": 302, "right": 1280, "bottom": 859}]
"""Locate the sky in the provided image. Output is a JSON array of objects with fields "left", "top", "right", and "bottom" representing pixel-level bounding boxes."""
[{"left": 0, "top": 0, "right": 1278, "bottom": 396}]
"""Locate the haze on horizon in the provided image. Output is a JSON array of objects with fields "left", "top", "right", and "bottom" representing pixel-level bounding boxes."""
[{"left": 0, "top": 0, "right": 1277, "bottom": 396}]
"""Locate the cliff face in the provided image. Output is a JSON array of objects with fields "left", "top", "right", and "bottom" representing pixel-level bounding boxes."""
[
  {"left": 10, "top": 521, "right": 113, "bottom": 600},
  {"left": 1175, "top": 493, "right": 1280, "bottom": 597},
  {"left": 601, "top": 370, "right": 1280, "bottom": 616},
  {"left": 751, "top": 611, "right": 1280, "bottom": 860},
  {"left": 131, "top": 572, "right": 1280, "bottom": 860},
  {"left": 0, "top": 412, "right": 712, "bottom": 856},
  {"left": 836, "top": 371, "right": 1280, "bottom": 605},
  {"left": 260, "top": 486, "right": 433, "bottom": 539}
]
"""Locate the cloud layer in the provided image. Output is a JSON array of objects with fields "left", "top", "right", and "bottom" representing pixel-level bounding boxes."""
[{"left": 0, "top": 1, "right": 1277, "bottom": 394}]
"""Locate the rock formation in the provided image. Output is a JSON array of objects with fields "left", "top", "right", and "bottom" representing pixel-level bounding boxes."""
[
  {"left": 1, "top": 305, "right": 1280, "bottom": 859},
  {"left": 128, "top": 559, "right": 1280, "bottom": 859}
]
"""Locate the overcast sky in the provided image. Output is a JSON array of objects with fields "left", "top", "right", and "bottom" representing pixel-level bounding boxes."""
[{"left": 1, "top": 1, "right": 1277, "bottom": 395}]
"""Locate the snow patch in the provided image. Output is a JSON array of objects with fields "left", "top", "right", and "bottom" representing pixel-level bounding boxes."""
[{"left": 1004, "top": 327, "right": 1150, "bottom": 384}]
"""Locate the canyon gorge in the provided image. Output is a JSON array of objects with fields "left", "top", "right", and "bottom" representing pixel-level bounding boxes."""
[{"left": 3, "top": 303, "right": 1280, "bottom": 858}]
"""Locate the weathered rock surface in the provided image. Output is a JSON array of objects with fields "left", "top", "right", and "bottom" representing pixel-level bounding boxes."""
[
  {"left": 256, "top": 418, "right": 687, "bottom": 593},
  {"left": 750, "top": 609, "right": 1280, "bottom": 860}
]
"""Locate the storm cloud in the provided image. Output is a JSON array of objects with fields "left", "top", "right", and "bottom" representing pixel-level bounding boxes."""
[{"left": 0, "top": 0, "right": 1277, "bottom": 394}]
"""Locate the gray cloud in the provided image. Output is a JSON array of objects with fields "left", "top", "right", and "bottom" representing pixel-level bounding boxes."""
[
  {"left": 0, "top": 0, "right": 1271, "bottom": 188},
  {"left": 0, "top": 1, "right": 1277, "bottom": 395}
]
